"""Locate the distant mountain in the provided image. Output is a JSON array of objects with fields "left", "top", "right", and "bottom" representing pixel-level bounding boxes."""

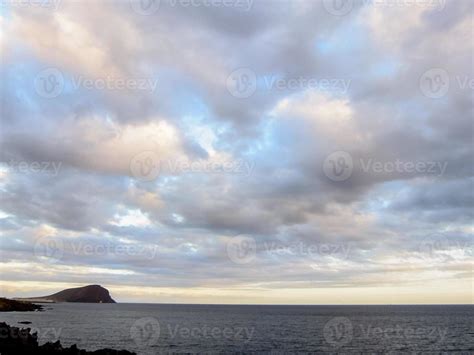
[{"left": 18, "top": 285, "right": 116, "bottom": 304}]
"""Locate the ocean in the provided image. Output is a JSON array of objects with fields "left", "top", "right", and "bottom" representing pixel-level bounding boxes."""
[{"left": 1, "top": 303, "right": 472, "bottom": 354}]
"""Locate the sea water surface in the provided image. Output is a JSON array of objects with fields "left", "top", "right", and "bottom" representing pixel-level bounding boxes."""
[{"left": 1, "top": 303, "right": 473, "bottom": 354}]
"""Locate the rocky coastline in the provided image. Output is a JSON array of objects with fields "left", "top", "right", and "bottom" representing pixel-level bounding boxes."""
[
  {"left": 0, "top": 286, "right": 134, "bottom": 354},
  {"left": 0, "top": 322, "right": 136, "bottom": 355},
  {"left": 0, "top": 298, "right": 43, "bottom": 312}
]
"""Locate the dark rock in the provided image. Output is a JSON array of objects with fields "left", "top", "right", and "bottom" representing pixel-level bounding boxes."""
[
  {"left": 0, "top": 322, "right": 135, "bottom": 355},
  {"left": 18, "top": 321, "right": 32, "bottom": 325},
  {"left": 0, "top": 298, "right": 43, "bottom": 312}
]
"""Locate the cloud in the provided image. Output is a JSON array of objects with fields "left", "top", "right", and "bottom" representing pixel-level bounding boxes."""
[{"left": 0, "top": 0, "right": 472, "bottom": 303}]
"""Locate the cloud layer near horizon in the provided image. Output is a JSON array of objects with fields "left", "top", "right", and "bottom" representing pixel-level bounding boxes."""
[{"left": 0, "top": 0, "right": 472, "bottom": 303}]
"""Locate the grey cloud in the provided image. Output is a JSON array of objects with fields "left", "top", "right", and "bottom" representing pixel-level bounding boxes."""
[{"left": 0, "top": 0, "right": 472, "bottom": 295}]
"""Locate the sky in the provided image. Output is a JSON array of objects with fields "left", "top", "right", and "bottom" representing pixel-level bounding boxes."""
[{"left": 0, "top": 0, "right": 472, "bottom": 304}]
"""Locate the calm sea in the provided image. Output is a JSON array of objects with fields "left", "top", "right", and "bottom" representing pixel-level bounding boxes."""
[{"left": 1, "top": 303, "right": 472, "bottom": 354}]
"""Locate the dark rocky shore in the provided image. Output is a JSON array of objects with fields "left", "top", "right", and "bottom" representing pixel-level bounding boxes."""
[
  {"left": 0, "top": 288, "right": 134, "bottom": 354},
  {"left": 0, "top": 298, "right": 43, "bottom": 312},
  {"left": 0, "top": 322, "right": 136, "bottom": 355}
]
